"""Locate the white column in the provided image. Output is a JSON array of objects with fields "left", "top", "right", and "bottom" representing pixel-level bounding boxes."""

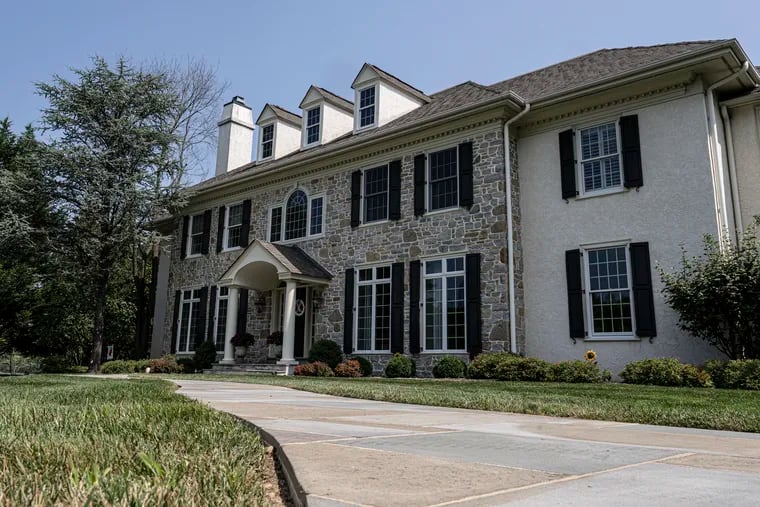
[
  {"left": 278, "top": 280, "right": 298, "bottom": 365},
  {"left": 220, "top": 286, "right": 239, "bottom": 365}
]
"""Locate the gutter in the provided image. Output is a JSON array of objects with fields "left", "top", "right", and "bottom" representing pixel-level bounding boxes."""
[
  {"left": 704, "top": 61, "right": 749, "bottom": 247},
  {"left": 503, "top": 101, "right": 530, "bottom": 354},
  {"left": 720, "top": 104, "right": 744, "bottom": 239}
]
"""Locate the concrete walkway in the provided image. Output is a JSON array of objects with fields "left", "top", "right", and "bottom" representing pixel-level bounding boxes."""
[{"left": 175, "top": 380, "right": 760, "bottom": 507}]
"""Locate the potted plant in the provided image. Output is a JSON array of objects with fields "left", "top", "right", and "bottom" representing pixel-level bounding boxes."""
[
  {"left": 266, "top": 331, "right": 283, "bottom": 359},
  {"left": 230, "top": 332, "right": 255, "bottom": 358}
]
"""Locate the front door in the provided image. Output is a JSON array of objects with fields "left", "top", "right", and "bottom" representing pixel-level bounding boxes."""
[{"left": 294, "top": 287, "right": 307, "bottom": 358}]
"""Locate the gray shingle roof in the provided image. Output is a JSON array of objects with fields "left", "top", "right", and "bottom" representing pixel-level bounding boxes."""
[
  {"left": 257, "top": 104, "right": 302, "bottom": 126},
  {"left": 363, "top": 63, "right": 432, "bottom": 103},
  {"left": 260, "top": 242, "right": 332, "bottom": 280},
  {"left": 315, "top": 86, "right": 354, "bottom": 113}
]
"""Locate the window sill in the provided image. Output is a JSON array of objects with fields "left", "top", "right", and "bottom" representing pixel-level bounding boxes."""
[
  {"left": 273, "top": 233, "right": 325, "bottom": 245},
  {"left": 419, "top": 350, "right": 468, "bottom": 354},
  {"left": 353, "top": 351, "right": 391, "bottom": 355},
  {"left": 574, "top": 187, "right": 627, "bottom": 200},
  {"left": 221, "top": 247, "right": 243, "bottom": 254},
  {"left": 185, "top": 254, "right": 202, "bottom": 260},
  {"left": 584, "top": 335, "right": 640, "bottom": 342},
  {"left": 423, "top": 206, "right": 463, "bottom": 218},
  {"left": 358, "top": 219, "right": 390, "bottom": 228}
]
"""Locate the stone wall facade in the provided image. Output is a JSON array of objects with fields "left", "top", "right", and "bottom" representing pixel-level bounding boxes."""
[{"left": 161, "top": 119, "right": 523, "bottom": 374}]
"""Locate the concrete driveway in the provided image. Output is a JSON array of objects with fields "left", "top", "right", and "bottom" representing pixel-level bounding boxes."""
[{"left": 175, "top": 380, "right": 760, "bottom": 507}]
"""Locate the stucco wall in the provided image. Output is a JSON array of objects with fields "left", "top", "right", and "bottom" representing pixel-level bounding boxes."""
[
  {"left": 728, "top": 103, "right": 760, "bottom": 227},
  {"left": 320, "top": 102, "right": 353, "bottom": 144},
  {"left": 274, "top": 121, "right": 301, "bottom": 160},
  {"left": 518, "top": 91, "right": 723, "bottom": 374},
  {"left": 377, "top": 82, "right": 422, "bottom": 127}
]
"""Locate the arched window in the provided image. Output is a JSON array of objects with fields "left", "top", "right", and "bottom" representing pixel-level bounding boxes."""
[{"left": 284, "top": 190, "right": 307, "bottom": 240}]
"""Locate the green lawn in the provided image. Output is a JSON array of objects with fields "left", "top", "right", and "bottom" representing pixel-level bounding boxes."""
[
  {"left": 173, "top": 374, "right": 760, "bottom": 433},
  {"left": 0, "top": 376, "right": 274, "bottom": 506}
]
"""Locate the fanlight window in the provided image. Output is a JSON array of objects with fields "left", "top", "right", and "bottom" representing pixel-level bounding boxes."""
[{"left": 284, "top": 190, "right": 308, "bottom": 240}]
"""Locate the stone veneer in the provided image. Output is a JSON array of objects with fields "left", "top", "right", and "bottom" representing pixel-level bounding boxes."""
[{"left": 162, "top": 121, "right": 524, "bottom": 375}]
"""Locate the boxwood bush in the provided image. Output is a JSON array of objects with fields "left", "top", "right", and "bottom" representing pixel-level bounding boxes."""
[
  {"left": 468, "top": 353, "right": 551, "bottom": 381},
  {"left": 385, "top": 353, "right": 415, "bottom": 378},
  {"left": 193, "top": 341, "right": 217, "bottom": 371},
  {"left": 308, "top": 339, "right": 343, "bottom": 369},
  {"left": 334, "top": 359, "right": 362, "bottom": 377},
  {"left": 704, "top": 359, "right": 760, "bottom": 390},
  {"left": 432, "top": 356, "right": 467, "bottom": 378},
  {"left": 548, "top": 360, "right": 611, "bottom": 383},
  {"left": 100, "top": 359, "right": 150, "bottom": 374},
  {"left": 620, "top": 358, "right": 712, "bottom": 387},
  {"left": 350, "top": 356, "right": 374, "bottom": 377}
]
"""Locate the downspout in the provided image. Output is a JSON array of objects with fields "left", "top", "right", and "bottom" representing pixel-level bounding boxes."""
[
  {"left": 720, "top": 104, "right": 744, "bottom": 239},
  {"left": 705, "top": 61, "right": 749, "bottom": 247},
  {"left": 504, "top": 103, "right": 531, "bottom": 354}
]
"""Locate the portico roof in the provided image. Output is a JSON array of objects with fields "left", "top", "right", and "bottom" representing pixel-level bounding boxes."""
[{"left": 218, "top": 239, "right": 332, "bottom": 290}]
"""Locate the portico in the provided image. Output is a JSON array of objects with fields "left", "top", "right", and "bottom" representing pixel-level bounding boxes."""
[{"left": 216, "top": 240, "right": 332, "bottom": 368}]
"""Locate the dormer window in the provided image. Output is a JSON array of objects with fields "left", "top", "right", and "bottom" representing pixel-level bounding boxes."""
[
  {"left": 306, "top": 107, "right": 321, "bottom": 145},
  {"left": 260, "top": 124, "right": 274, "bottom": 159},
  {"left": 359, "top": 86, "right": 376, "bottom": 128}
]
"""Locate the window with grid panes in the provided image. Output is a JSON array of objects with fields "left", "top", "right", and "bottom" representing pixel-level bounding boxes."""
[
  {"left": 214, "top": 287, "right": 229, "bottom": 352},
  {"left": 579, "top": 123, "right": 622, "bottom": 193},
  {"left": 306, "top": 107, "right": 320, "bottom": 144},
  {"left": 359, "top": 86, "right": 376, "bottom": 128},
  {"left": 355, "top": 266, "right": 391, "bottom": 352},
  {"left": 363, "top": 165, "right": 388, "bottom": 222},
  {"left": 177, "top": 289, "right": 202, "bottom": 352},
  {"left": 428, "top": 147, "right": 459, "bottom": 211},
  {"left": 424, "top": 257, "right": 465, "bottom": 351},
  {"left": 586, "top": 246, "right": 633, "bottom": 335},
  {"left": 284, "top": 190, "right": 307, "bottom": 240},
  {"left": 261, "top": 124, "right": 274, "bottom": 159},
  {"left": 269, "top": 207, "right": 282, "bottom": 242},
  {"left": 310, "top": 197, "right": 323, "bottom": 235},
  {"left": 225, "top": 204, "right": 243, "bottom": 249},
  {"left": 188, "top": 214, "right": 204, "bottom": 256}
]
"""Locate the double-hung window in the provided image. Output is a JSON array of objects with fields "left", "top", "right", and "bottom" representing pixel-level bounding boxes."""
[
  {"left": 187, "top": 213, "right": 204, "bottom": 256},
  {"left": 260, "top": 124, "right": 274, "bottom": 159},
  {"left": 363, "top": 165, "right": 389, "bottom": 223},
  {"left": 306, "top": 107, "right": 321, "bottom": 145},
  {"left": 423, "top": 257, "right": 466, "bottom": 351},
  {"left": 213, "top": 287, "right": 229, "bottom": 352},
  {"left": 355, "top": 266, "right": 391, "bottom": 352},
  {"left": 224, "top": 204, "right": 243, "bottom": 250},
  {"left": 358, "top": 86, "right": 376, "bottom": 128},
  {"left": 579, "top": 122, "right": 622, "bottom": 193},
  {"left": 268, "top": 190, "right": 325, "bottom": 242},
  {"left": 428, "top": 147, "right": 458, "bottom": 211},
  {"left": 177, "top": 289, "right": 202, "bottom": 353},
  {"left": 584, "top": 245, "right": 633, "bottom": 337}
]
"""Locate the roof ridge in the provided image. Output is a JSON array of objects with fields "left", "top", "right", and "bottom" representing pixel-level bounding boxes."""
[
  {"left": 598, "top": 39, "right": 728, "bottom": 52},
  {"left": 315, "top": 86, "right": 354, "bottom": 105},
  {"left": 271, "top": 104, "right": 302, "bottom": 118},
  {"left": 366, "top": 63, "right": 430, "bottom": 100}
]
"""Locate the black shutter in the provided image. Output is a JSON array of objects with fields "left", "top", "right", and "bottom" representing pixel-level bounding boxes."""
[
  {"left": 559, "top": 129, "right": 577, "bottom": 199},
  {"left": 216, "top": 207, "right": 226, "bottom": 253},
  {"left": 409, "top": 260, "right": 421, "bottom": 354},
  {"left": 458, "top": 142, "right": 474, "bottom": 209},
  {"left": 389, "top": 160, "right": 402, "bottom": 221},
  {"left": 207, "top": 285, "right": 217, "bottom": 345},
  {"left": 565, "top": 250, "right": 586, "bottom": 339},
  {"left": 620, "top": 115, "right": 643, "bottom": 188},
  {"left": 200, "top": 209, "right": 212, "bottom": 255},
  {"left": 171, "top": 290, "right": 181, "bottom": 353},
  {"left": 465, "top": 253, "right": 482, "bottom": 358},
  {"left": 630, "top": 242, "right": 657, "bottom": 337},
  {"left": 193, "top": 287, "right": 209, "bottom": 349},
  {"left": 413, "top": 154, "right": 426, "bottom": 216},
  {"left": 180, "top": 216, "right": 189, "bottom": 259},
  {"left": 240, "top": 199, "right": 252, "bottom": 246},
  {"left": 237, "top": 288, "right": 249, "bottom": 335},
  {"left": 343, "top": 268, "right": 354, "bottom": 354},
  {"left": 350, "top": 171, "right": 362, "bottom": 228},
  {"left": 390, "top": 262, "right": 404, "bottom": 353}
]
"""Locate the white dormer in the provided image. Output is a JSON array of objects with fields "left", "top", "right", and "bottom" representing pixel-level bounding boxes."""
[
  {"left": 299, "top": 86, "right": 354, "bottom": 148},
  {"left": 351, "top": 63, "right": 430, "bottom": 133},
  {"left": 255, "top": 104, "right": 302, "bottom": 162}
]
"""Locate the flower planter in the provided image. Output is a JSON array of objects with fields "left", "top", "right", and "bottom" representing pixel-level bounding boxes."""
[
  {"left": 234, "top": 346, "right": 247, "bottom": 358},
  {"left": 268, "top": 344, "right": 282, "bottom": 359}
]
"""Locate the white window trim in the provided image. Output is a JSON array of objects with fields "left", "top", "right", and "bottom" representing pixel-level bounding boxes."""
[
  {"left": 360, "top": 163, "right": 390, "bottom": 225},
  {"left": 186, "top": 213, "right": 205, "bottom": 258},
  {"left": 303, "top": 104, "right": 323, "bottom": 147},
  {"left": 222, "top": 202, "right": 244, "bottom": 252},
  {"left": 258, "top": 122, "right": 276, "bottom": 161},
  {"left": 576, "top": 120, "right": 624, "bottom": 198},
  {"left": 425, "top": 146, "right": 460, "bottom": 214},
  {"left": 176, "top": 287, "right": 202, "bottom": 354},
  {"left": 355, "top": 84, "right": 378, "bottom": 131},
  {"left": 421, "top": 256, "right": 467, "bottom": 353},
  {"left": 267, "top": 190, "right": 326, "bottom": 243},
  {"left": 212, "top": 287, "right": 230, "bottom": 351},
  {"left": 354, "top": 264, "right": 392, "bottom": 353},
  {"left": 581, "top": 241, "right": 638, "bottom": 342}
]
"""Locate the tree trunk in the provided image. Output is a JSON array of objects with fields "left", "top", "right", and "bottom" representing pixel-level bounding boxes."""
[
  {"left": 88, "top": 268, "right": 111, "bottom": 373},
  {"left": 134, "top": 274, "right": 148, "bottom": 357}
]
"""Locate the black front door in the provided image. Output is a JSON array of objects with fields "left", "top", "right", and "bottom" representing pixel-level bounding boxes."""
[{"left": 294, "top": 287, "right": 307, "bottom": 358}]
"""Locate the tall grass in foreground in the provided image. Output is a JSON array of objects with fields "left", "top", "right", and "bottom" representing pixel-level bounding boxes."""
[{"left": 0, "top": 376, "right": 269, "bottom": 506}]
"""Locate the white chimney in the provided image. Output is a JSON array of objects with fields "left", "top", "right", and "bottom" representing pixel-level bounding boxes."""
[{"left": 215, "top": 96, "right": 254, "bottom": 176}]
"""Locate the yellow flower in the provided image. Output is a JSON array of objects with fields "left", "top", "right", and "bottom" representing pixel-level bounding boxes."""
[{"left": 584, "top": 350, "right": 597, "bottom": 362}]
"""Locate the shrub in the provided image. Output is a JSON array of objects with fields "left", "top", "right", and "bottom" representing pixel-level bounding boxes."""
[
  {"left": 620, "top": 358, "right": 712, "bottom": 387},
  {"left": 308, "top": 339, "right": 343, "bottom": 369},
  {"left": 681, "top": 364, "right": 713, "bottom": 388},
  {"left": 350, "top": 356, "right": 374, "bottom": 377},
  {"left": 294, "top": 362, "right": 316, "bottom": 376},
  {"left": 549, "top": 360, "right": 610, "bottom": 383},
  {"left": 467, "top": 352, "right": 518, "bottom": 379},
  {"left": 384, "top": 353, "right": 414, "bottom": 378},
  {"left": 230, "top": 332, "right": 255, "bottom": 347},
  {"left": 468, "top": 353, "right": 551, "bottom": 381},
  {"left": 176, "top": 356, "right": 196, "bottom": 373},
  {"left": 432, "top": 356, "right": 467, "bottom": 378},
  {"left": 193, "top": 341, "right": 217, "bottom": 371},
  {"left": 705, "top": 359, "right": 760, "bottom": 390},
  {"left": 40, "top": 355, "right": 75, "bottom": 373},
  {"left": 147, "top": 355, "right": 182, "bottom": 374},
  {"left": 101, "top": 360, "right": 135, "bottom": 374},
  {"left": 312, "top": 361, "right": 334, "bottom": 377},
  {"left": 334, "top": 360, "right": 362, "bottom": 378}
]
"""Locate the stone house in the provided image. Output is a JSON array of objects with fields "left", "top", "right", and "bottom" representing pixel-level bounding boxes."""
[{"left": 150, "top": 39, "right": 760, "bottom": 374}]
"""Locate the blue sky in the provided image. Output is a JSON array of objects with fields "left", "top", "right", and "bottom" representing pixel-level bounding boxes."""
[{"left": 3, "top": 0, "right": 759, "bottom": 179}]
